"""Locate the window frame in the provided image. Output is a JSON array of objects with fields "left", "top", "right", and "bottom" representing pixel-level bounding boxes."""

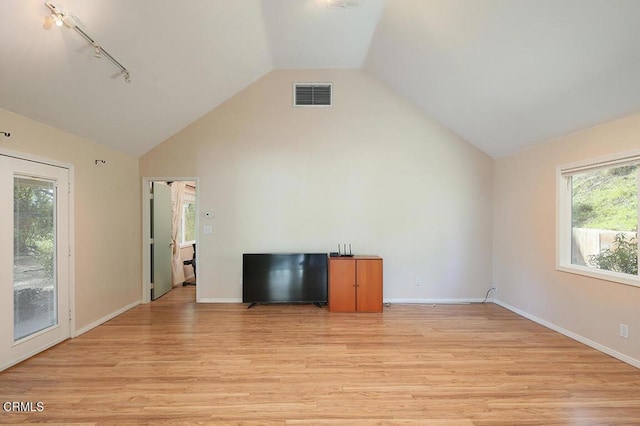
[{"left": 556, "top": 149, "right": 640, "bottom": 288}]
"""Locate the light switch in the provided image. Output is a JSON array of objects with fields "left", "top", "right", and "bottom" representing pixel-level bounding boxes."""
[{"left": 203, "top": 225, "right": 212, "bottom": 234}]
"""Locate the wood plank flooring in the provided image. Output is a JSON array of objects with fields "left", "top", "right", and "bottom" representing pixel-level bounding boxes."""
[{"left": 1, "top": 286, "right": 639, "bottom": 425}]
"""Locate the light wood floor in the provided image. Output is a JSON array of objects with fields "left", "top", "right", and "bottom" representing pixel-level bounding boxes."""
[{"left": 1, "top": 286, "right": 639, "bottom": 425}]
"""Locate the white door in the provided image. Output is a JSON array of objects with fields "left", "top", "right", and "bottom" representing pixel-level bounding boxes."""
[
  {"left": 151, "top": 182, "right": 172, "bottom": 300},
  {"left": 0, "top": 154, "right": 70, "bottom": 371}
]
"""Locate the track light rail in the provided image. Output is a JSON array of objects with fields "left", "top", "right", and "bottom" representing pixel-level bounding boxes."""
[{"left": 44, "top": 1, "right": 131, "bottom": 83}]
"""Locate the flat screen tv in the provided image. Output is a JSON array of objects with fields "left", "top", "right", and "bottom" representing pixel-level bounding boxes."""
[{"left": 242, "top": 253, "right": 328, "bottom": 306}]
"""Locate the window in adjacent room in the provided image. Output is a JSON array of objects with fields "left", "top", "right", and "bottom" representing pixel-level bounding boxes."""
[
  {"left": 181, "top": 188, "right": 196, "bottom": 245},
  {"left": 558, "top": 152, "right": 639, "bottom": 286}
]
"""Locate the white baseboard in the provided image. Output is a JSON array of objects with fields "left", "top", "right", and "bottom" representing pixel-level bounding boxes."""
[
  {"left": 384, "top": 298, "right": 485, "bottom": 304},
  {"left": 199, "top": 298, "right": 487, "bottom": 304},
  {"left": 197, "top": 298, "right": 242, "bottom": 303},
  {"left": 198, "top": 298, "right": 488, "bottom": 305},
  {"left": 494, "top": 298, "right": 640, "bottom": 369},
  {"left": 73, "top": 300, "right": 141, "bottom": 337}
]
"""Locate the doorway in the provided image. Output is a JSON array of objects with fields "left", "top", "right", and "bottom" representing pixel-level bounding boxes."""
[
  {"left": 0, "top": 153, "right": 72, "bottom": 371},
  {"left": 142, "top": 178, "right": 198, "bottom": 303}
]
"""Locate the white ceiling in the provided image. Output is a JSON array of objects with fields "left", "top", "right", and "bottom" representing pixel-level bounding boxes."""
[
  {"left": 1, "top": 0, "right": 639, "bottom": 158},
  {"left": 263, "top": 0, "right": 384, "bottom": 69},
  {"left": 364, "top": 0, "right": 640, "bottom": 157}
]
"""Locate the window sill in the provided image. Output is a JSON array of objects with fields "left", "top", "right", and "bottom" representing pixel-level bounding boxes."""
[{"left": 557, "top": 264, "right": 640, "bottom": 288}]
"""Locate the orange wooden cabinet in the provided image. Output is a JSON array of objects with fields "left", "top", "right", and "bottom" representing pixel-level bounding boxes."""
[{"left": 328, "top": 256, "right": 383, "bottom": 312}]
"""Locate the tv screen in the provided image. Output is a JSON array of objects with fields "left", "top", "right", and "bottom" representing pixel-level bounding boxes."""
[{"left": 242, "top": 253, "right": 328, "bottom": 304}]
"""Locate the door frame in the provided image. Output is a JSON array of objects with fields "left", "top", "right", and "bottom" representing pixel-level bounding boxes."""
[
  {"left": 141, "top": 177, "right": 199, "bottom": 303},
  {"left": 0, "top": 147, "right": 76, "bottom": 369}
]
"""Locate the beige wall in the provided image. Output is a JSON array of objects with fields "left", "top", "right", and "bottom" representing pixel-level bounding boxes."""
[
  {"left": 7, "top": 68, "right": 636, "bottom": 365},
  {"left": 494, "top": 113, "right": 640, "bottom": 363},
  {"left": 0, "top": 108, "right": 141, "bottom": 331},
  {"left": 140, "top": 69, "right": 494, "bottom": 302}
]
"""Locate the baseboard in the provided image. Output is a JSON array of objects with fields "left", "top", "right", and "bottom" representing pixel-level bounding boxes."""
[
  {"left": 197, "top": 298, "right": 243, "bottom": 303},
  {"left": 494, "top": 298, "right": 640, "bottom": 369},
  {"left": 384, "top": 298, "right": 486, "bottom": 304},
  {"left": 198, "top": 297, "right": 490, "bottom": 305},
  {"left": 73, "top": 300, "right": 141, "bottom": 337},
  {"left": 200, "top": 298, "right": 487, "bottom": 304}
]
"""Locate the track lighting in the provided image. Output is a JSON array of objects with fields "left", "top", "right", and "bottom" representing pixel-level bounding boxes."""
[
  {"left": 1, "top": 131, "right": 10, "bottom": 138},
  {"left": 44, "top": 1, "right": 131, "bottom": 83},
  {"left": 52, "top": 13, "right": 63, "bottom": 27}
]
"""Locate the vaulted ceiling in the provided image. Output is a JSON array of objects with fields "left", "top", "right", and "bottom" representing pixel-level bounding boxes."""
[{"left": 1, "top": 0, "right": 639, "bottom": 158}]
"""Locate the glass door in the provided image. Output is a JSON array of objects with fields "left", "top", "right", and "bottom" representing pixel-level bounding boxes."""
[{"left": 0, "top": 154, "right": 70, "bottom": 371}]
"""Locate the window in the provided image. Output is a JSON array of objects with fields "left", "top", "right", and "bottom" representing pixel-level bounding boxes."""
[
  {"left": 180, "top": 189, "right": 196, "bottom": 245},
  {"left": 558, "top": 152, "right": 640, "bottom": 286}
]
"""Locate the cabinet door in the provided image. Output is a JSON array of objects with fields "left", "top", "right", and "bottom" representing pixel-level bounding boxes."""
[
  {"left": 356, "top": 259, "right": 383, "bottom": 312},
  {"left": 328, "top": 259, "right": 356, "bottom": 312}
]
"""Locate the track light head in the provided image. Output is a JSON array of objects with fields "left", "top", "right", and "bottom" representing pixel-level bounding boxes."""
[
  {"left": 46, "top": 1, "right": 66, "bottom": 27},
  {"left": 52, "top": 13, "right": 64, "bottom": 26}
]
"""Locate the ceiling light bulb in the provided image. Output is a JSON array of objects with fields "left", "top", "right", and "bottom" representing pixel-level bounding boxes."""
[
  {"left": 52, "top": 14, "right": 63, "bottom": 26},
  {"left": 94, "top": 47, "right": 102, "bottom": 58},
  {"left": 124, "top": 72, "right": 131, "bottom": 83}
]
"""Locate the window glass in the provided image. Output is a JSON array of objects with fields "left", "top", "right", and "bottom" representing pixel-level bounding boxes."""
[
  {"left": 570, "top": 165, "right": 637, "bottom": 275},
  {"left": 14, "top": 177, "right": 57, "bottom": 341},
  {"left": 181, "top": 201, "right": 196, "bottom": 244}
]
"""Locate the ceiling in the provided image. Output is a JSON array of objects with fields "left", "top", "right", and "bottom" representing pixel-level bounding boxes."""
[{"left": 1, "top": 0, "right": 639, "bottom": 158}]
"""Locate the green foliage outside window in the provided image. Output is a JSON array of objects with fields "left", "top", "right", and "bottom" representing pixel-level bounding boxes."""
[
  {"left": 571, "top": 164, "right": 638, "bottom": 276},
  {"left": 571, "top": 165, "right": 637, "bottom": 230},
  {"left": 14, "top": 182, "right": 54, "bottom": 275},
  {"left": 588, "top": 232, "right": 638, "bottom": 275},
  {"left": 183, "top": 202, "right": 196, "bottom": 243}
]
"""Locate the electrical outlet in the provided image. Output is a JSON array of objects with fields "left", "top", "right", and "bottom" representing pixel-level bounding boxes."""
[
  {"left": 620, "top": 324, "right": 629, "bottom": 339},
  {"left": 415, "top": 277, "right": 422, "bottom": 286}
]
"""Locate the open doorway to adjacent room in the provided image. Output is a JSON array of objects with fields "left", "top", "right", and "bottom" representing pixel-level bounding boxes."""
[{"left": 142, "top": 178, "right": 199, "bottom": 303}]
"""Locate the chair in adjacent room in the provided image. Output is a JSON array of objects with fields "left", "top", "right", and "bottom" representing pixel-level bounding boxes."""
[{"left": 183, "top": 243, "right": 196, "bottom": 286}]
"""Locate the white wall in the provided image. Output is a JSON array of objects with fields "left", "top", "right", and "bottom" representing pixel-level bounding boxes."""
[
  {"left": 0, "top": 108, "right": 141, "bottom": 331},
  {"left": 140, "top": 69, "right": 494, "bottom": 302},
  {"left": 494, "top": 113, "right": 640, "bottom": 365}
]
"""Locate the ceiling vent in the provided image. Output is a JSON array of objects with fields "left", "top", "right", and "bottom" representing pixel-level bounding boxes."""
[{"left": 294, "top": 83, "right": 332, "bottom": 107}]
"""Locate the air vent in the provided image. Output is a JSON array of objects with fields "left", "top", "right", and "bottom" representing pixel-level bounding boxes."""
[{"left": 294, "top": 83, "right": 332, "bottom": 107}]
